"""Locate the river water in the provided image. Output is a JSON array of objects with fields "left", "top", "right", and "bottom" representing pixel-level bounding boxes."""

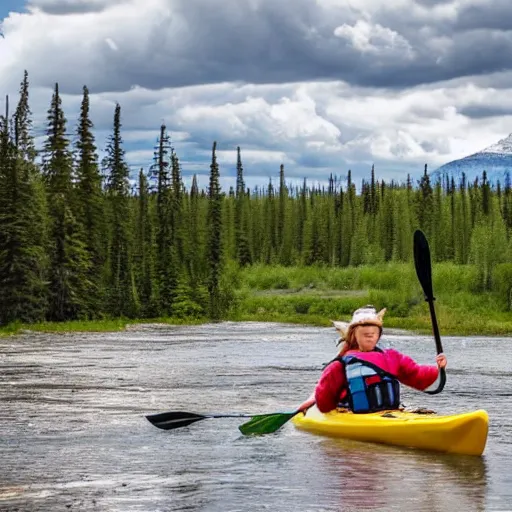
[{"left": 1, "top": 322, "right": 511, "bottom": 511}]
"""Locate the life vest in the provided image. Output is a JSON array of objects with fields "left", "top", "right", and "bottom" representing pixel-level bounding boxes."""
[{"left": 336, "top": 354, "right": 401, "bottom": 414}]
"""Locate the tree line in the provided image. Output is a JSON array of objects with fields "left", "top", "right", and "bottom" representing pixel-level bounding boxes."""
[{"left": 0, "top": 72, "right": 511, "bottom": 325}]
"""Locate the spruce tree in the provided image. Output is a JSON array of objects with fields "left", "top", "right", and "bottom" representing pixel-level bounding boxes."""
[
  {"left": 482, "top": 170, "right": 491, "bottom": 217},
  {"left": 391, "top": 189, "right": 412, "bottom": 262},
  {"left": 134, "top": 169, "right": 154, "bottom": 315},
  {"left": 278, "top": 163, "right": 286, "bottom": 245},
  {"left": 0, "top": 91, "right": 48, "bottom": 324},
  {"left": 154, "top": 125, "right": 176, "bottom": 315},
  {"left": 13, "top": 71, "right": 36, "bottom": 162},
  {"left": 75, "top": 85, "right": 105, "bottom": 315},
  {"left": 170, "top": 152, "right": 184, "bottom": 263},
  {"left": 380, "top": 188, "right": 395, "bottom": 262},
  {"left": 503, "top": 171, "right": 512, "bottom": 232},
  {"left": 102, "top": 103, "right": 136, "bottom": 317},
  {"left": 262, "top": 180, "right": 276, "bottom": 264},
  {"left": 43, "top": 83, "right": 91, "bottom": 321},
  {"left": 416, "top": 164, "right": 434, "bottom": 241},
  {"left": 340, "top": 171, "right": 355, "bottom": 266},
  {"left": 297, "top": 178, "right": 308, "bottom": 258},
  {"left": 207, "top": 141, "right": 223, "bottom": 319},
  {"left": 234, "top": 147, "right": 251, "bottom": 266},
  {"left": 187, "top": 174, "right": 207, "bottom": 311}
]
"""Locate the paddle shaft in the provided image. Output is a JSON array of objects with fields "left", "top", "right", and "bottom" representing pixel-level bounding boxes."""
[
  {"left": 146, "top": 410, "right": 257, "bottom": 430},
  {"left": 427, "top": 298, "right": 443, "bottom": 355},
  {"left": 198, "top": 413, "right": 254, "bottom": 419},
  {"left": 424, "top": 295, "right": 446, "bottom": 394}
]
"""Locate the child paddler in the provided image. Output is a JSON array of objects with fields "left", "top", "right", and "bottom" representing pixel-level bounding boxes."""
[{"left": 298, "top": 305, "right": 447, "bottom": 414}]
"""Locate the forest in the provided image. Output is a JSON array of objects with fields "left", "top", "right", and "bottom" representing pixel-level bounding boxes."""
[{"left": 1, "top": 72, "right": 511, "bottom": 333}]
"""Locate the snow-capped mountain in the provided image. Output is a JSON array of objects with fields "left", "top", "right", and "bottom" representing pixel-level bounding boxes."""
[{"left": 432, "top": 134, "right": 512, "bottom": 185}]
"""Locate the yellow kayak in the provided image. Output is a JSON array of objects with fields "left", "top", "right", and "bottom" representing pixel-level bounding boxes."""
[{"left": 292, "top": 406, "right": 489, "bottom": 456}]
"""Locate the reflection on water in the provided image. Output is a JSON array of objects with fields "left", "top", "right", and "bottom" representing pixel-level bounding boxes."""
[
  {"left": 314, "top": 437, "right": 488, "bottom": 511},
  {"left": 0, "top": 323, "right": 511, "bottom": 511}
]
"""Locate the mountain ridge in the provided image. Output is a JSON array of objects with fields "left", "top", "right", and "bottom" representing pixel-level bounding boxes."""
[{"left": 432, "top": 134, "right": 512, "bottom": 184}]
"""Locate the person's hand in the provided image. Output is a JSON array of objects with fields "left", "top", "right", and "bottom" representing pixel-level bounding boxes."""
[
  {"left": 436, "top": 353, "right": 447, "bottom": 369},
  {"left": 297, "top": 396, "right": 316, "bottom": 413}
]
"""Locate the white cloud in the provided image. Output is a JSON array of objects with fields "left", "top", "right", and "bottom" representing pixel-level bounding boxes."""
[
  {"left": 216, "top": 149, "right": 293, "bottom": 165},
  {"left": 125, "top": 148, "right": 154, "bottom": 163},
  {"left": 1, "top": 0, "right": 512, "bottom": 189},
  {"left": 334, "top": 20, "right": 414, "bottom": 58}
]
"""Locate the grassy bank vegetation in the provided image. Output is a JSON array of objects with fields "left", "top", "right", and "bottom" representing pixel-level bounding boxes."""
[
  {"left": 232, "top": 263, "right": 512, "bottom": 336},
  {"left": 1, "top": 262, "right": 511, "bottom": 337}
]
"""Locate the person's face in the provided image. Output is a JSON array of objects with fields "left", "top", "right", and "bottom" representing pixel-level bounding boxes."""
[{"left": 354, "top": 325, "right": 380, "bottom": 352}]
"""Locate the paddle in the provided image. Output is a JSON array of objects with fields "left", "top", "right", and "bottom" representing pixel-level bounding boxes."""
[
  {"left": 238, "top": 397, "right": 316, "bottom": 435},
  {"left": 413, "top": 229, "right": 446, "bottom": 395},
  {"left": 238, "top": 409, "right": 303, "bottom": 435},
  {"left": 146, "top": 410, "right": 299, "bottom": 431}
]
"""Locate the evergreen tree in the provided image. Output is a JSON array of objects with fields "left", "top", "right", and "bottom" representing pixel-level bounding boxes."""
[
  {"left": 223, "top": 187, "right": 236, "bottom": 261},
  {"left": 341, "top": 171, "right": 355, "bottom": 266},
  {"left": 154, "top": 125, "right": 176, "bottom": 315},
  {"left": 380, "top": 187, "right": 395, "bottom": 262},
  {"left": 187, "top": 174, "right": 207, "bottom": 311},
  {"left": 234, "top": 147, "right": 251, "bottom": 265},
  {"left": 278, "top": 164, "right": 286, "bottom": 245},
  {"left": 297, "top": 178, "right": 308, "bottom": 257},
  {"left": 482, "top": 170, "right": 491, "bottom": 217},
  {"left": 503, "top": 171, "right": 512, "bottom": 233},
  {"left": 278, "top": 164, "right": 295, "bottom": 265},
  {"left": 134, "top": 169, "right": 154, "bottom": 315},
  {"left": 43, "top": 83, "right": 91, "bottom": 321},
  {"left": 102, "top": 103, "right": 136, "bottom": 317},
  {"left": 432, "top": 180, "right": 447, "bottom": 261},
  {"left": 334, "top": 184, "right": 344, "bottom": 265},
  {"left": 391, "top": 189, "right": 412, "bottom": 262},
  {"left": 350, "top": 207, "right": 369, "bottom": 266},
  {"left": 207, "top": 141, "right": 223, "bottom": 319},
  {"left": 171, "top": 152, "right": 184, "bottom": 263},
  {"left": 416, "top": 164, "right": 433, "bottom": 239},
  {"left": 447, "top": 177, "right": 456, "bottom": 261},
  {"left": 262, "top": 180, "right": 276, "bottom": 264},
  {"left": 470, "top": 200, "right": 509, "bottom": 291},
  {"left": 13, "top": 71, "right": 37, "bottom": 162},
  {"left": 303, "top": 196, "right": 328, "bottom": 265},
  {"left": 75, "top": 85, "right": 105, "bottom": 315},
  {"left": 0, "top": 91, "right": 48, "bottom": 323}
]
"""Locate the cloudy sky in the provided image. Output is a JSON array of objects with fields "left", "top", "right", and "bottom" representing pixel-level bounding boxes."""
[{"left": 1, "top": 0, "right": 512, "bottom": 190}]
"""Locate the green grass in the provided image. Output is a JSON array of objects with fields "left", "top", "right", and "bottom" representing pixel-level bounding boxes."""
[
  {"left": 233, "top": 263, "right": 512, "bottom": 336},
  {"left": 0, "top": 316, "right": 208, "bottom": 337},
  {"left": 1, "top": 262, "right": 511, "bottom": 337}
]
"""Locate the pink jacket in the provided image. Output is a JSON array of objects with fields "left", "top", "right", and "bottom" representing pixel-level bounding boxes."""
[{"left": 315, "top": 348, "right": 440, "bottom": 413}]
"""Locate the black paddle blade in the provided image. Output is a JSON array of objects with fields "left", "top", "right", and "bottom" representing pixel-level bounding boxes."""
[
  {"left": 238, "top": 411, "right": 299, "bottom": 435},
  {"left": 146, "top": 411, "right": 209, "bottom": 430},
  {"left": 413, "top": 229, "right": 434, "bottom": 300}
]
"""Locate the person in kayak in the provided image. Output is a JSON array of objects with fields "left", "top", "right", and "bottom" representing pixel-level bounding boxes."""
[{"left": 299, "top": 305, "right": 447, "bottom": 414}]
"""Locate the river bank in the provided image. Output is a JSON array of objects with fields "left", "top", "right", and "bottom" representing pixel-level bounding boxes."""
[
  {"left": 1, "top": 262, "right": 511, "bottom": 337},
  {"left": 0, "top": 296, "right": 510, "bottom": 337}
]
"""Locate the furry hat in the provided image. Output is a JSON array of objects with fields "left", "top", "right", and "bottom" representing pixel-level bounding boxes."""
[{"left": 332, "top": 305, "right": 386, "bottom": 345}]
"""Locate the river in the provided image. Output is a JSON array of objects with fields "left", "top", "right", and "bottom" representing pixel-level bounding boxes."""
[{"left": 1, "top": 322, "right": 511, "bottom": 511}]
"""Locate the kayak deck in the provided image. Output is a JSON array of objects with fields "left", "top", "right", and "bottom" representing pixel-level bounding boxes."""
[{"left": 292, "top": 406, "right": 489, "bottom": 456}]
